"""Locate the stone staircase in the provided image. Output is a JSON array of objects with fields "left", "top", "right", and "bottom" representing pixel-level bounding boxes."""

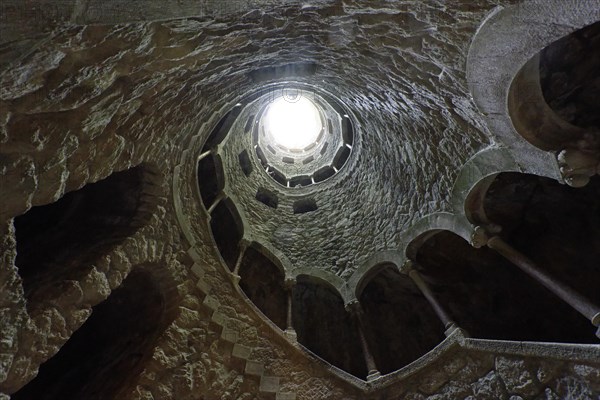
[{"left": 189, "top": 259, "right": 297, "bottom": 400}]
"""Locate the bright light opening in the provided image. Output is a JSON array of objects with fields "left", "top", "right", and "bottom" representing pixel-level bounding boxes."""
[{"left": 264, "top": 96, "right": 322, "bottom": 150}]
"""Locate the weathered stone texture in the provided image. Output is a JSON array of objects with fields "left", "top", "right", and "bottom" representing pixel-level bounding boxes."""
[
  {"left": 1, "top": 1, "right": 599, "bottom": 399},
  {"left": 218, "top": 1, "right": 504, "bottom": 279}
]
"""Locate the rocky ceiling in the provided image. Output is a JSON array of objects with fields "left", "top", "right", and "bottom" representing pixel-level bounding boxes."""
[{"left": 1, "top": 0, "right": 516, "bottom": 280}]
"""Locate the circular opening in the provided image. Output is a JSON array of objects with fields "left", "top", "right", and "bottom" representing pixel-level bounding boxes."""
[{"left": 263, "top": 96, "right": 322, "bottom": 150}]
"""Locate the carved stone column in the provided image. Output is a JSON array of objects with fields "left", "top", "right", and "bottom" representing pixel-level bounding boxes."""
[
  {"left": 284, "top": 277, "right": 297, "bottom": 342},
  {"left": 197, "top": 149, "right": 213, "bottom": 162},
  {"left": 472, "top": 226, "right": 600, "bottom": 339},
  {"left": 403, "top": 260, "right": 460, "bottom": 337},
  {"left": 231, "top": 241, "right": 249, "bottom": 282},
  {"left": 557, "top": 132, "right": 600, "bottom": 188},
  {"left": 346, "top": 301, "right": 381, "bottom": 381},
  {"left": 207, "top": 192, "right": 226, "bottom": 215}
]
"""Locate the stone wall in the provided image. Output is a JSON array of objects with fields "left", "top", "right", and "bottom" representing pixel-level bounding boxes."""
[{"left": 1, "top": 1, "right": 599, "bottom": 399}]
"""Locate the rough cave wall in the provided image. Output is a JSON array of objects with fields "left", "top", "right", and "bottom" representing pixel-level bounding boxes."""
[{"left": 0, "top": 1, "right": 599, "bottom": 400}]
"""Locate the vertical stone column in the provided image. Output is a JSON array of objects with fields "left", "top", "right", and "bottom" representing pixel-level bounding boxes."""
[
  {"left": 231, "top": 241, "right": 249, "bottom": 281},
  {"left": 197, "top": 149, "right": 213, "bottom": 162},
  {"left": 207, "top": 192, "right": 226, "bottom": 215},
  {"left": 284, "top": 277, "right": 297, "bottom": 342},
  {"left": 403, "top": 260, "right": 460, "bottom": 336},
  {"left": 472, "top": 226, "right": 600, "bottom": 339},
  {"left": 346, "top": 301, "right": 381, "bottom": 381}
]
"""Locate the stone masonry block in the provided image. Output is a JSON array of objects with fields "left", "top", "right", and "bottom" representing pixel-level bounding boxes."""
[
  {"left": 232, "top": 343, "right": 252, "bottom": 360},
  {"left": 203, "top": 295, "right": 219, "bottom": 310},
  {"left": 245, "top": 360, "right": 265, "bottom": 376},
  {"left": 260, "top": 376, "right": 280, "bottom": 393}
]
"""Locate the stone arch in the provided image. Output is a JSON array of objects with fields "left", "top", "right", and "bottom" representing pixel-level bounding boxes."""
[
  {"left": 292, "top": 268, "right": 351, "bottom": 304},
  {"left": 482, "top": 171, "right": 600, "bottom": 335},
  {"left": 358, "top": 263, "right": 445, "bottom": 375},
  {"left": 247, "top": 239, "right": 293, "bottom": 276},
  {"left": 12, "top": 262, "right": 180, "bottom": 399},
  {"left": 508, "top": 53, "right": 584, "bottom": 151},
  {"left": 197, "top": 152, "right": 225, "bottom": 210},
  {"left": 350, "top": 250, "right": 404, "bottom": 300},
  {"left": 238, "top": 243, "right": 287, "bottom": 330},
  {"left": 414, "top": 229, "right": 598, "bottom": 343},
  {"left": 201, "top": 103, "right": 243, "bottom": 152},
  {"left": 292, "top": 273, "right": 367, "bottom": 379},
  {"left": 402, "top": 213, "right": 473, "bottom": 261},
  {"left": 507, "top": 21, "right": 600, "bottom": 187},
  {"left": 450, "top": 147, "right": 521, "bottom": 220},
  {"left": 467, "top": 0, "right": 600, "bottom": 180},
  {"left": 208, "top": 197, "right": 244, "bottom": 271}
]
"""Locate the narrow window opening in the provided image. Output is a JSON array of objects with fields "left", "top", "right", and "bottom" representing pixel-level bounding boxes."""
[
  {"left": 256, "top": 188, "right": 279, "bottom": 209},
  {"left": 332, "top": 147, "right": 351, "bottom": 169},
  {"left": 270, "top": 168, "right": 287, "bottom": 186},
  {"left": 245, "top": 114, "right": 255, "bottom": 133},
  {"left": 342, "top": 116, "right": 353, "bottom": 145},
  {"left": 210, "top": 199, "right": 244, "bottom": 270},
  {"left": 302, "top": 155, "right": 315, "bottom": 165},
  {"left": 238, "top": 150, "right": 253, "bottom": 177},
  {"left": 313, "top": 166, "right": 335, "bottom": 183},
  {"left": 289, "top": 175, "right": 312, "bottom": 188},
  {"left": 197, "top": 154, "right": 224, "bottom": 209},
  {"left": 203, "top": 105, "right": 242, "bottom": 152},
  {"left": 293, "top": 198, "right": 318, "bottom": 214}
]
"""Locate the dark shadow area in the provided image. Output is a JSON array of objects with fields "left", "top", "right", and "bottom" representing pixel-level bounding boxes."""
[
  {"left": 292, "top": 276, "right": 367, "bottom": 379},
  {"left": 416, "top": 230, "right": 598, "bottom": 343},
  {"left": 13, "top": 266, "right": 179, "bottom": 400},
  {"left": 484, "top": 172, "right": 600, "bottom": 315},
  {"left": 313, "top": 166, "right": 335, "bottom": 183},
  {"left": 255, "top": 187, "right": 278, "bottom": 209},
  {"left": 14, "top": 166, "right": 156, "bottom": 312},
  {"left": 293, "top": 198, "right": 318, "bottom": 214},
  {"left": 238, "top": 246, "right": 287, "bottom": 330},
  {"left": 197, "top": 154, "right": 223, "bottom": 209},
  {"left": 540, "top": 21, "right": 600, "bottom": 130},
  {"left": 332, "top": 146, "right": 351, "bottom": 170},
  {"left": 359, "top": 265, "right": 445, "bottom": 374},
  {"left": 202, "top": 105, "right": 242, "bottom": 151},
  {"left": 238, "top": 150, "right": 253, "bottom": 177},
  {"left": 210, "top": 198, "right": 243, "bottom": 271}
]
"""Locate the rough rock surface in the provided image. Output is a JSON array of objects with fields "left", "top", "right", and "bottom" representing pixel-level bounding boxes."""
[{"left": 1, "top": 1, "right": 599, "bottom": 399}]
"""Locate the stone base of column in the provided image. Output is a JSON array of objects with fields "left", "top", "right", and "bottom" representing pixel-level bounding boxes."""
[
  {"left": 366, "top": 370, "right": 381, "bottom": 381},
  {"left": 444, "top": 322, "right": 459, "bottom": 337},
  {"left": 595, "top": 325, "right": 600, "bottom": 340},
  {"left": 229, "top": 273, "right": 241, "bottom": 284},
  {"left": 592, "top": 312, "right": 600, "bottom": 327},
  {"left": 284, "top": 328, "right": 297, "bottom": 343}
]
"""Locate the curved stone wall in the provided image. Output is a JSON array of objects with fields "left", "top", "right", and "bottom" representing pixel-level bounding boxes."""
[{"left": 1, "top": 1, "right": 600, "bottom": 399}]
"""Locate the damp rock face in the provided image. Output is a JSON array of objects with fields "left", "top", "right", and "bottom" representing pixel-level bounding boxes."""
[{"left": 1, "top": 1, "right": 600, "bottom": 400}]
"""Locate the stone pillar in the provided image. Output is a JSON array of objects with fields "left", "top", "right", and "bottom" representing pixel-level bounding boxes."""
[
  {"left": 472, "top": 226, "right": 600, "bottom": 339},
  {"left": 207, "top": 192, "right": 226, "bottom": 215},
  {"left": 557, "top": 141, "right": 600, "bottom": 188},
  {"left": 403, "top": 260, "right": 459, "bottom": 336},
  {"left": 346, "top": 301, "right": 381, "bottom": 381},
  {"left": 284, "top": 277, "right": 297, "bottom": 342},
  {"left": 231, "top": 241, "right": 248, "bottom": 280},
  {"left": 197, "top": 149, "right": 213, "bottom": 162}
]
